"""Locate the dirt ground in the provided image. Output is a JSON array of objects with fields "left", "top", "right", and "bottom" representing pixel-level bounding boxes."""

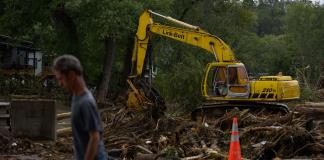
[{"left": 1, "top": 101, "right": 324, "bottom": 160}]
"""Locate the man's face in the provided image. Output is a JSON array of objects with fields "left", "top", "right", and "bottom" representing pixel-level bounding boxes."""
[{"left": 54, "top": 70, "right": 74, "bottom": 91}]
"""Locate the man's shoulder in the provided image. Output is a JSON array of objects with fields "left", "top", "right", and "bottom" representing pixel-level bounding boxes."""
[
  {"left": 73, "top": 90, "right": 97, "bottom": 108},
  {"left": 84, "top": 90, "right": 96, "bottom": 104}
]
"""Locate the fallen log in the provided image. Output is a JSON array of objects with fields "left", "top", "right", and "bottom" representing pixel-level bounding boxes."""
[
  {"left": 57, "top": 112, "right": 71, "bottom": 121},
  {"left": 301, "top": 102, "right": 324, "bottom": 108},
  {"left": 136, "top": 145, "right": 153, "bottom": 154},
  {"left": 57, "top": 127, "right": 72, "bottom": 136},
  {"left": 181, "top": 153, "right": 204, "bottom": 160}
]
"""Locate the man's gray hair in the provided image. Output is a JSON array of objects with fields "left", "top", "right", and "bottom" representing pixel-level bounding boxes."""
[{"left": 53, "top": 55, "right": 83, "bottom": 75}]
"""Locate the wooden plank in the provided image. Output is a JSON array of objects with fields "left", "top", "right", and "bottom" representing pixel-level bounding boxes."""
[
  {"left": 57, "top": 112, "right": 71, "bottom": 120},
  {"left": 57, "top": 127, "right": 72, "bottom": 136},
  {"left": 0, "top": 114, "right": 10, "bottom": 118},
  {"left": 0, "top": 102, "right": 10, "bottom": 106}
]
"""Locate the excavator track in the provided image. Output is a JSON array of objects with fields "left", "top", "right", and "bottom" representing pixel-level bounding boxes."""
[{"left": 191, "top": 101, "right": 289, "bottom": 121}]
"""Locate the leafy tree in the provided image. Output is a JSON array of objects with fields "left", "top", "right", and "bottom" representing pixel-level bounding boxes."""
[
  {"left": 256, "top": 0, "right": 286, "bottom": 36},
  {"left": 0, "top": 0, "right": 323, "bottom": 104},
  {"left": 285, "top": 2, "right": 324, "bottom": 100},
  {"left": 235, "top": 33, "right": 292, "bottom": 75},
  {"left": 76, "top": 0, "right": 174, "bottom": 102}
]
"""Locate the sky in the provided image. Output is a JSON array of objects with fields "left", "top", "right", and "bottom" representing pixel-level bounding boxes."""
[{"left": 312, "top": 0, "right": 324, "bottom": 4}]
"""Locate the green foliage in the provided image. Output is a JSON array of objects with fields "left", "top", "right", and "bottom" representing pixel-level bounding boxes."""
[
  {"left": 236, "top": 34, "right": 293, "bottom": 75},
  {"left": 76, "top": 0, "right": 175, "bottom": 85},
  {"left": 0, "top": 0, "right": 323, "bottom": 104},
  {"left": 79, "top": 0, "right": 142, "bottom": 39},
  {"left": 300, "top": 86, "right": 318, "bottom": 101},
  {"left": 0, "top": 0, "right": 175, "bottom": 85},
  {"left": 286, "top": 2, "right": 324, "bottom": 78},
  {"left": 243, "top": 0, "right": 256, "bottom": 9},
  {"left": 256, "top": 0, "right": 286, "bottom": 36},
  {"left": 285, "top": 2, "right": 324, "bottom": 100},
  {"left": 185, "top": 0, "right": 257, "bottom": 44},
  {"left": 154, "top": 41, "right": 209, "bottom": 110},
  {"left": 161, "top": 146, "right": 180, "bottom": 159}
]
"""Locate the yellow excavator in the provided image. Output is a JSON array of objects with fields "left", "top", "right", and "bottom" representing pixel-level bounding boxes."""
[{"left": 127, "top": 10, "right": 300, "bottom": 119}]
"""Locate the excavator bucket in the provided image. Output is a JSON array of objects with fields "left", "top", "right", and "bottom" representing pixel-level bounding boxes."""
[
  {"left": 126, "top": 79, "right": 166, "bottom": 113},
  {"left": 126, "top": 79, "right": 151, "bottom": 111},
  {"left": 127, "top": 90, "right": 143, "bottom": 111}
]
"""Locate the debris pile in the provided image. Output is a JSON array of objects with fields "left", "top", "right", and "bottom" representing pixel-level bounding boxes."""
[
  {"left": 101, "top": 104, "right": 324, "bottom": 159},
  {"left": 0, "top": 129, "right": 73, "bottom": 159},
  {"left": 1, "top": 102, "right": 323, "bottom": 159}
]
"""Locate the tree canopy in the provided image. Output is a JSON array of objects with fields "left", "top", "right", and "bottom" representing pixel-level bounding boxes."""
[{"left": 0, "top": 0, "right": 323, "bottom": 108}]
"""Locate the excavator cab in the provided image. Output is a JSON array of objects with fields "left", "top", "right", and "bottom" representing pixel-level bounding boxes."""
[{"left": 202, "top": 62, "right": 250, "bottom": 99}]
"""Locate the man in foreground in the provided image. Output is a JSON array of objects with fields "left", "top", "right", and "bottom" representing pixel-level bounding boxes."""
[{"left": 53, "top": 55, "right": 107, "bottom": 160}]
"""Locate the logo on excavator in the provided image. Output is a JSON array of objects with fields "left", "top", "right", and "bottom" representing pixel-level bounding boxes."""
[
  {"left": 262, "top": 88, "right": 276, "bottom": 92},
  {"left": 162, "top": 30, "right": 185, "bottom": 40}
]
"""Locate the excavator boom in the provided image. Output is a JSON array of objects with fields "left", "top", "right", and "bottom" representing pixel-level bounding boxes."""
[{"left": 130, "top": 10, "right": 235, "bottom": 78}]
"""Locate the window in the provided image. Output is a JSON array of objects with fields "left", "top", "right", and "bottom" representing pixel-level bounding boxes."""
[{"left": 206, "top": 66, "right": 227, "bottom": 96}]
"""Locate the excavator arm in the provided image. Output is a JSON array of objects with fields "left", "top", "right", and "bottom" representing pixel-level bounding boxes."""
[{"left": 130, "top": 10, "right": 236, "bottom": 78}]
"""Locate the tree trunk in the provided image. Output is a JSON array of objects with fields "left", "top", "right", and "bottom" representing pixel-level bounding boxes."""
[
  {"left": 119, "top": 36, "right": 134, "bottom": 93},
  {"left": 51, "top": 4, "right": 80, "bottom": 58},
  {"left": 97, "top": 37, "right": 117, "bottom": 104}
]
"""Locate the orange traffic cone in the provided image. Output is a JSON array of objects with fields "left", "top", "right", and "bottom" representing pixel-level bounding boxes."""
[{"left": 228, "top": 117, "right": 242, "bottom": 160}]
